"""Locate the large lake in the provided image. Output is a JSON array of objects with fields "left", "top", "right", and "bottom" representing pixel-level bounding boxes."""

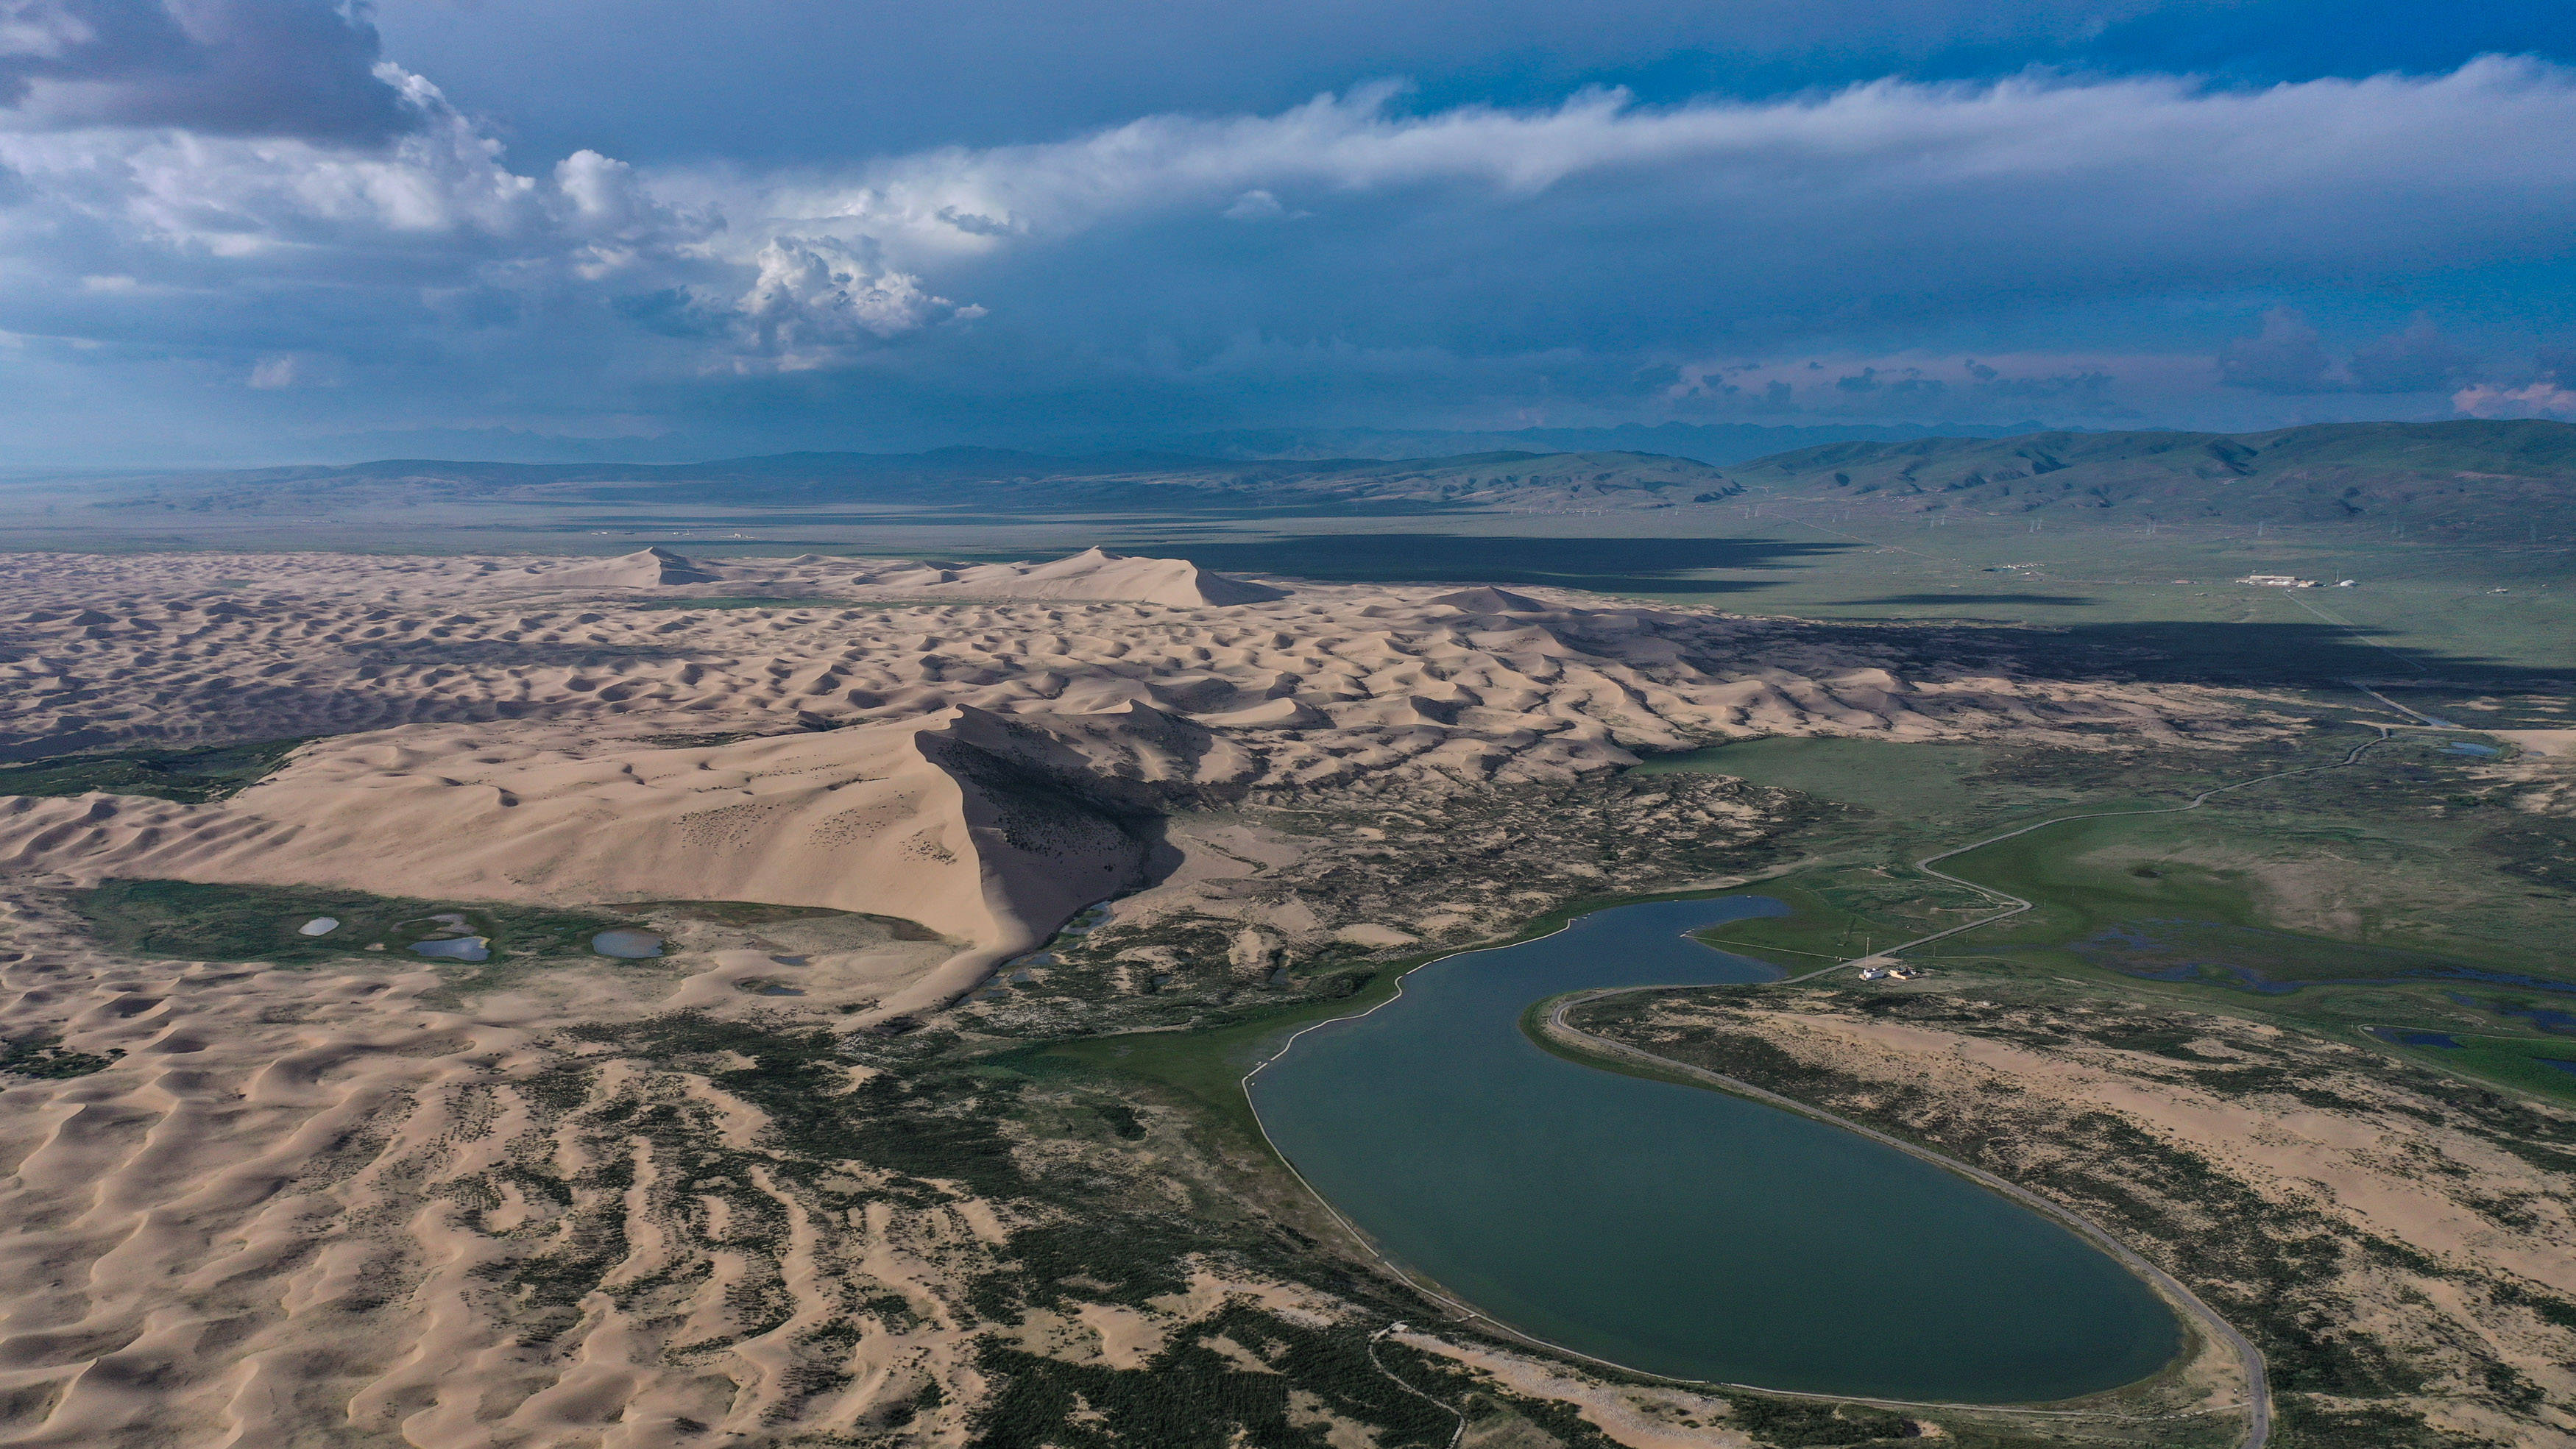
[{"left": 1248, "top": 896, "right": 2180, "bottom": 1403}]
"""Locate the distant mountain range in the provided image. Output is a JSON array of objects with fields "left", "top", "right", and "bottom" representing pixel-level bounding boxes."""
[
  {"left": 65, "top": 419, "right": 2576, "bottom": 539},
  {"left": 1158, "top": 421, "right": 2050, "bottom": 467},
  {"left": 87, "top": 448, "right": 1738, "bottom": 516},
  {"left": 1727, "top": 419, "right": 2576, "bottom": 536},
  {"left": 238, "top": 419, "right": 2053, "bottom": 469}
]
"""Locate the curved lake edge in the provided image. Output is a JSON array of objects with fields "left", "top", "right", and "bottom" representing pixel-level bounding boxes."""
[
  {"left": 1236, "top": 890, "right": 2243, "bottom": 1419},
  {"left": 1535, "top": 984, "right": 2265, "bottom": 1424}
]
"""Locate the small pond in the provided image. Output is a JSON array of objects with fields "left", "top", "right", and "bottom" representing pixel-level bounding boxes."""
[{"left": 591, "top": 929, "right": 665, "bottom": 960}]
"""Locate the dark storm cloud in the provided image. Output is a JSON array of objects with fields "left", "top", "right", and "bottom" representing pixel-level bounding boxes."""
[
  {"left": 1, "top": 0, "right": 411, "bottom": 141},
  {"left": 3, "top": 1, "right": 2576, "bottom": 461},
  {"left": 2221, "top": 311, "right": 2485, "bottom": 396},
  {"left": 2219, "top": 309, "right": 2337, "bottom": 394},
  {"left": 2345, "top": 316, "right": 2479, "bottom": 394}
]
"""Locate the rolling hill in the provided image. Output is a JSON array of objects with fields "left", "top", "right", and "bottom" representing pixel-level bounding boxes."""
[
  {"left": 1730, "top": 419, "right": 2576, "bottom": 537},
  {"left": 52, "top": 420, "right": 2576, "bottom": 542}
]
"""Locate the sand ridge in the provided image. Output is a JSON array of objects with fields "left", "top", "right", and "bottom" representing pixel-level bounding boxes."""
[
  {"left": 856, "top": 546, "right": 1292, "bottom": 606},
  {"left": 0, "top": 708, "right": 1189, "bottom": 1016},
  {"left": 1, "top": 548, "right": 2251, "bottom": 786}
]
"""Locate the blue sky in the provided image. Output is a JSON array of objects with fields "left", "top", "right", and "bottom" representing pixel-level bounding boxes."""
[{"left": 2, "top": 0, "right": 2573, "bottom": 464}]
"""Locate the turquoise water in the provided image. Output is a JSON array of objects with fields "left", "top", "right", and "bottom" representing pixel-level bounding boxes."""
[{"left": 1249, "top": 896, "right": 2180, "bottom": 1403}]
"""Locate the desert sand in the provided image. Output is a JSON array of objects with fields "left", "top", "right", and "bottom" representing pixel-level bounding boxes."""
[
  {"left": 0, "top": 547, "right": 2283, "bottom": 1447},
  {"left": 0, "top": 546, "right": 2259, "bottom": 1007}
]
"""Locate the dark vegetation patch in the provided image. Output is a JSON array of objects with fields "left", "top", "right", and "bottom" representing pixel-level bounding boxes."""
[
  {"left": 68, "top": 878, "right": 642, "bottom": 968},
  {"left": 2268, "top": 1398, "right": 2489, "bottom": 1448},
  {"left": 0, "top": 1032, "right": 123, "bottom": 1077},
  {"left": 563, "top": 1012, "right": 1029, "bottom": 1200},
  {"left": 1720, "top": 1396, "right": 1917, "bottom": 1446},
  {"left": 2475, "top": 816, "right": 2576, "bottom": 892},
  {"left": 0, "top": 736, "right": 309, "bottom": 802},
  {"left": 969, "top": 1305, "right": 1457, "bottom": 1449},
  {"left": 620, "top": 897, "right": 943, "bottom": 941}
]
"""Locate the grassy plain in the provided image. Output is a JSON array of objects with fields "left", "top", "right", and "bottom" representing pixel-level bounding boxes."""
[
  {"left": 0, "top": 737, "right": 308, "bottom": 798},
  {"left": 68, "top": 878, "right": 644, "bottom": 973},
  {"left": 1641, "top": 721, "right": 2576, "bottom": 1107}
]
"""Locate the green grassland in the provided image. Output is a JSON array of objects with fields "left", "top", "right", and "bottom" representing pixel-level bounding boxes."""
[
  {"left": 1641, "top": 721, "right": 2576, "bottom": 1105},
  {"left": 69, "top": 878, "right": 646, "bottom": 972},
  {"left": 1730, "top": 419, "right": 2576, "bottom": 539},
  {"left": 0, "top": 737, "right": 310, "bottom": 801}
]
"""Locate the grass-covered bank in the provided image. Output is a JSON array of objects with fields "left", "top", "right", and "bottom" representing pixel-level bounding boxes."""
[
  {"left": 0, "top": 736, "right": 310, "bottom": 801},
  {"left": 1013, "top": 879, "right": 1788, "bottom": 1144},
  {"left": 66, "top": 877, "right": 645, "bottom": 975}
]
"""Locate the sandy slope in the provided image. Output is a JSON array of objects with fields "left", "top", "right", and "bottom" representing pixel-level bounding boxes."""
[
  {"left": 863, "top": 547, "right": 1291, "bottom": 606},
  {"left": 0, "top": 706, "right": 1215, "bottom": 1016}
]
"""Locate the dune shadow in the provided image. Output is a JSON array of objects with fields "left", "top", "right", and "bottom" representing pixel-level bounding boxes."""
[
  {"left": 1123, "top": 533, "right": 1853, "bottom": 595},
  {"left": 344, "top": 640, "right": 686, "bottom": 666},
  {"left": 1761, "top": 617, "right": 2568, "bottom": 689},
  {"left": 1827, "top": 592, "right": 2100, "bottom": 607}
]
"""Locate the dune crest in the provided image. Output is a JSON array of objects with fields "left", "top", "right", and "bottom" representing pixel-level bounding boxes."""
[
  {"left": 1428, "top": 586, "right": 1551, "bottom": 614},
  {"left": 854, "top": 547, "right": 1289, "bottom": 606},
  {"left": 529, "top": 545, "right": 722, "bottom": 589}
]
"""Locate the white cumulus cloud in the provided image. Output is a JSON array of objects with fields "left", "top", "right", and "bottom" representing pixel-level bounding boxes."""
[
  {"left": 2453, "top": 381, "right": 2576, "bottom": 419},
  {"left": 729, "top": 235, "right": 977, "bottom": 369}
]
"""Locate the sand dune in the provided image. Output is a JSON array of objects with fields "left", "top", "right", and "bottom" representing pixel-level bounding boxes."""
[
  {"left": 856, "top": 546, "right": 1291, "bottom": 606},
  {"left": 0, "top": 548, "right": 2244, "bottom": 789},
  {"left": 0, "top": 894, "right": 992, "bottom": 1448},
  {"left": 1427, "top": 586, "right": 1549, "bottom": 614},
  {"left": 0, "top": 706, "right": 1216, "bottom": 1014},
  {"left": 531, "top": 546, "right": 724, "bottom": 589}
]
